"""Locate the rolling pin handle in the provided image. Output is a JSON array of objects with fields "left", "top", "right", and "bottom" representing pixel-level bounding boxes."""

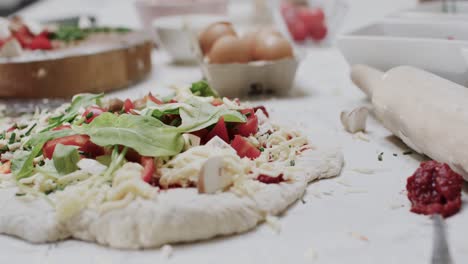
[{"left": 350, "top": 64, "right": 384, "bottom": 98}]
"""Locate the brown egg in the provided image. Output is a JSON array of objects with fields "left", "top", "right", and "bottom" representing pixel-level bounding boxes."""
[
  {"left": 208, "top": 35, "right": 252, "bottom": 64},
  {"left": 199, "top": 22, "right": 237, "bottom": 55},
  {"left": 253, "top": 34, "right": 293, "bottom": 61}
]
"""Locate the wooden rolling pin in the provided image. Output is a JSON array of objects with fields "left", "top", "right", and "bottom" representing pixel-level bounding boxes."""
[{"left": 351, "top": 64, "right": 468, "bottom": 181}]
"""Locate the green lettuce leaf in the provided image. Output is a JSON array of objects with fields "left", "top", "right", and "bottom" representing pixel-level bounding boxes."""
[
  {"left": 72, "top": 113, "right": 184, "bottom": 157},
  {"left": 141, "top": 103, "right": 182, "bottom": 119},
  {"left": 53, "top": 144, "right": 80, "bottom": 175},
  {"left": 190, "top": 81, "right": 219, "bottom": 97},
  {"left": 179, "top": 98, "right": 246, "bottom": 132}
]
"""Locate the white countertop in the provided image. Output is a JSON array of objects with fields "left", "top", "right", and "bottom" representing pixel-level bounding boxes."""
[{"left": 3, "top": 1, "right": 467, "bottom": 264}]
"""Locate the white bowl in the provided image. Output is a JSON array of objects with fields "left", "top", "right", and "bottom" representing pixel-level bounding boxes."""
[
  {"left": 152, "top": 14, "right": 227, "bottom": 63},
  {"left": 337, "top": 19, "right": 468, "bottom": 86}
]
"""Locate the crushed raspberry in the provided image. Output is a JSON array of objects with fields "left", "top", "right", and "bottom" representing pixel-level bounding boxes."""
[{"left": 406, "top": 161, "right": 463, "bottom": 218}]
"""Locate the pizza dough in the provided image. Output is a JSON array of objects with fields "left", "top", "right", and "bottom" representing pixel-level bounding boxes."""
[{"left": 0, "top": 146, "right": 343, "bottom": 249}]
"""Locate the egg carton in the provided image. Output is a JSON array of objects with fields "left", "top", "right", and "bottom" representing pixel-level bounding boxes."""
[{"left": 189, "top": 25, "right": 302, "bottom": 98}]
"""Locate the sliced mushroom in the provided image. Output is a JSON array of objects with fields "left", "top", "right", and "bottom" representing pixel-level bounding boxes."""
[
  {"left": 340, "top": 107, "right": 369, "bottom": 134},
  {"left": 182, "top": 133, "right": 201, "bottom": 150},
  {"left": 198, "top": 156, "right": 233, "bottom": 194}
]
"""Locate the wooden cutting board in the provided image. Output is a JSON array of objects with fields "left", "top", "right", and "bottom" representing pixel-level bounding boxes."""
[{"left": 0, "top": 31, "right": 153, "bottom": 98}]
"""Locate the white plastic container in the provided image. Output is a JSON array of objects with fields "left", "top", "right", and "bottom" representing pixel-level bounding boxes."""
[{"left": 337, "top": 19, "right": 468, "bottom": 86}]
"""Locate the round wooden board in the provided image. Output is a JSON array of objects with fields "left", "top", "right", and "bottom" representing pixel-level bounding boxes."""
[{"left": 0, "top": 33, "right": 153, "bottom": 98}]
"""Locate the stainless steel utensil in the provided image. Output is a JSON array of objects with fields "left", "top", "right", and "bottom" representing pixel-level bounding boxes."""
[{"left": 431, "top": 215, "right": 453, "bottom": 264}]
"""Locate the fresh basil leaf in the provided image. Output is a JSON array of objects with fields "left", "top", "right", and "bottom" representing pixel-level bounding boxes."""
[
  {"left": 72, "top": 113, "right": 184, "bottom": 157},
  {"left": 47, "top": 93, "right": 103, "bottom": 130},
  {"left": 53, "top": 144, "right": 80, "bottom": 175},
  {"left": 179, "top": 98, "right": 245, "bottom": 132},
  {"left": 190, "top": 81, "right": 219, "bottom": 97}
]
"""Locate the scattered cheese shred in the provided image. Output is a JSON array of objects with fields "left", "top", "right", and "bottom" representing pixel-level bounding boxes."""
[{"left": 265, "top": 215, "right": 281, "bottom": 234}]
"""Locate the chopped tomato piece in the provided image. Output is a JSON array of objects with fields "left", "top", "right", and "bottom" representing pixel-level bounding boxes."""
[
  {"left": 28, "top": 36, "right": 52, "bottom": 50},
  {"left": 7, "top": 125, "right": 16, "bottom": 132},
  {"left": 231, "top": 109, "right": 258, "bottom": 137},
  {"left": 191, "top": 128, "right": 209, "bottom": 144},
  {"left": 230, "top": 135, "right": 261, "bottom": 159},
  {"left": 141, "top": 156, "right": 156, "bottom": 184},
  {"left": 206, "top": 117, "right": 229, "bottom": 143},
  {"left": 147, "top": 93, "right": 163, "bottom": 105},
  {"left": 123, "top": 99, "right": 134, "bottom": 113},
  {"left": 211, "top": 98, "right": 223, "bottom": 106},
  {"left": 52, "top": 124, "right": 71, "bottom": 131},
  {"left": 253, "top": 106, "right": 269, "bottom": 117},
  {"left": 43, "top": 135, "right": 104, "bottom": 159},
  {"left": 168, "top": 99, "right": 178, "bottom": 104},
  {"left": 257, "top": 174, "right": 285, "bottom": 184},
  {"left": 0, "top": 161, "right": 11, "bottom": 174},
  {"left": 82, "top": 106, "right": 105, "bottom": 123},
  {"left": 125, "top": 148, "right": 142, "bottom": 163}
]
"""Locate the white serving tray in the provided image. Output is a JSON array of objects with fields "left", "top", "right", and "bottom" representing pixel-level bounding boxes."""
[{"left": 337, "top": 19, "right": 468, "bottom": 86}]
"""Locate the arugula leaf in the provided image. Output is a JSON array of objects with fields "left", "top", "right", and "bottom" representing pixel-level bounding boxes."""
[
  {"left": 12, "top": 129, "right": 77, "bottom": 179},
  {"left": 179, "top": 98, "right": 245, "bottom": 132},
  {"left": 190, "top": 81, "right": 219, "bottom": 97},
  {"left": 72, "top": 113, "right": 184, "bottom": 157},
  {"left": 47, "top": 93, "right": 103, "bottom": 130},
  {"left": 53, "top": 144, "right": 80, "bottom": 175}
]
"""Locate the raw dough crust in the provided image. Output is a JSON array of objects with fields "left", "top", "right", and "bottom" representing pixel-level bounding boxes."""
[{"left": 0, "top": 147, "right": 343, "bottom": 249}]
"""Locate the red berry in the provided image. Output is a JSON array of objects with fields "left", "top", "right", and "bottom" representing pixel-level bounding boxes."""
[
  {"left": 288, "top": 20, "right": 308, "bottom": 42},
  {"left": 297, "top": 7, "right": 325, "bottom": 33},
  {"left": 310, "top": 23, "right": 328, "bottom": 41}
]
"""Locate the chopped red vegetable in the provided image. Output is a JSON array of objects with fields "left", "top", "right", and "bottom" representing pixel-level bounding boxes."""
[
  {"left": 230, "top": 135, "right": 261, "bottom": 160},
  {"left": 123, "top": 99, "right": 134, "bottom": 113},
  {"left": 82, "top": 106, "right": 105, "bottom": 123},
  {"left": 231, "top": 109, "right": 258, "bottom": 137},
  {"left": 253, "top": 105, "right": 269, "bottom": 117},
  {"left": 147, "top": 93, "right": 163, "bottom": 105},
  {"left": 43, "top": 135, "right": 104, "bottom": 159},
  {"left": 257, "top": 174, "right": 285, "bottom": 184},
  {"left": 205, "top": 117, "right": 229, "bottom": 143},
  {"left": 141, "top": 156, "right": 156, "bottom": 184}
]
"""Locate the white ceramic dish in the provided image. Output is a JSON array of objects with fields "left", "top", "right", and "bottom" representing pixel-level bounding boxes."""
[
  {"left": 337, "top": 19, "right": 468, "bottom": 86},
  {"left": 152, "top": 14, "right": 227, "bottom": 63}
]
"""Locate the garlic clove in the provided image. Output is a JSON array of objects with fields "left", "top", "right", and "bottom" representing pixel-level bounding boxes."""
[
  {"left": 0, "top": 39, "right": 22, "bottom": 58},
  {"left": 340, "top": 107, "right": 369, "bottom": 134}
]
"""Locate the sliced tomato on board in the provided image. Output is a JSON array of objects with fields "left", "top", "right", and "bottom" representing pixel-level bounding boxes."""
[
  {"left": 231, "top": 109, "right": 258, "bottom": 137},
  {"left": 205, "top": 117, "right": 229, "bottom": 143},
  {"left": 82, "top": 106, "right": 105, "bottom": 123},
  {"left": 43, "top": 135, "right": 104, "bottom": 159},
  {"left": 141, "top": 156, "right": 156, "bottom": 184},
  {"left": 123, "top": 99, "right": 134, "bottom": 113},
  {"left": 230, "top": 135, "right": 261, "bottom": 160}
]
